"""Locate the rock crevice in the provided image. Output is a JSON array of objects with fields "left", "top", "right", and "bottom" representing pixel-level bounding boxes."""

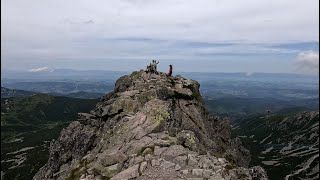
[{"left": 34, "top": 70, "right": 268, "bottom": 180}]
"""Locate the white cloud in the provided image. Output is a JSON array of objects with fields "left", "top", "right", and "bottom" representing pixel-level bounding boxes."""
[
  {"left": 295, "top": 51, "right": 319, "bottom": 74},
  {"left": 28, "top": 67, "right": 50, "bottom": 72},
  {"left": 1, "top": 0, "right": 319, "bottom": 72},
  {"left": 2, "top": 0, "right": 318, "bottom": 43},
  {"left": 245, "top": 72, "right": 254, "bottom": 76}
]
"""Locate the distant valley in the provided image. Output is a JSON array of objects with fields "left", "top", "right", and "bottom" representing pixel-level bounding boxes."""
[
  {"left": 1, "top": 92, "right": 99, "bottom": 180},
  {"left": 232, "top": 111, "right": 319, "bottom": 180},
  {"left": 1, "top": 82, "right": 110, "bottom": 99},
  {"left": 2, "top": 85, "right": 106, "bottom": 100},
  {"left": 1, "top": 71, "right": 318, "bottom": 180}
]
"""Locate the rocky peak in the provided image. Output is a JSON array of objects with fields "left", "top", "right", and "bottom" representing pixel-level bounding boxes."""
[{"left": 34, "top": 70, "right": 268, "bottom": 180}]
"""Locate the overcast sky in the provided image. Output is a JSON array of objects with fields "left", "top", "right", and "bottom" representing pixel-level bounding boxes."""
[{"left": 1, "top": 0, "right": 319, "bottom": 74}]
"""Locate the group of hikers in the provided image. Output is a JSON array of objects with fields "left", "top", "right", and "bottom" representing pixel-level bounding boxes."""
[{"left": 145, "top": 60, "right": 172, "bottom": 77}]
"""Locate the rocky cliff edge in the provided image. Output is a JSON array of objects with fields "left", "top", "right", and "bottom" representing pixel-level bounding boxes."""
[{"left": 34, "top": 70, "right": 268, "bottom": 180}]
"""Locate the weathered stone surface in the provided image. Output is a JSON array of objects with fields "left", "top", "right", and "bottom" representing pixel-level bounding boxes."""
[
  {"left": 173, "top": 155, "right": 188, "bottom": 168},
  {"left": 139, "top": 161, "right": 148, "bottom": 173},
  {"left": 218, "top": 158, "right": 228, "bottom": 165},
  {"left": 203, "top": 169, "right": 214, "bottom": 178},
  {"left": 181, "top": 169, "right": 189, "bottom": 175},
  {"left": 99, "top": 151, "right": 128, "bottom": 166},
  {"left": 119, "top": 90, "right": 140, "bottom": 97},
  {"left": 88, "top": 163, "right": 122, "bottom": 178},
  {"left": 144, "top": 154, "right": 154, "bottom": 161},
  {"left": 192, "top": 169, "right": 204, "bottom": 176},
  {"left": 79, "top": 174, "right": 95, "bottom": 180},
  {"left": 154, "top": 146, "right": 167, "bottom": 156},
  {"left": 151, "top": 158, "right": 164, "bottom": 167},
  {"left": 128, "top": 156, "right": 144, "bottom": 167},
  {"left": 177, "top": 130, "right": 198, "bottom": 150},
  {"left": 199, "top": 156, "right": 214, "bottom": 169},
  {"left": 161, "top": 145, "right": 189, "bottom": 160},
  {"left": 174, "top": 87, "right": 193, "bottom": 96},
  {"left": 101, "top": 163, "right": 122, "bottom": 178},
  {"left": 161, "top": 160, "right": 176, "bottom": 168},
  {"left": 175, "top": 164, "right": 181, "bottom": 171},
  {"left": 142, "top": 147, "right": 153, "bottom": 156},
  {"left": 209, "top": 173, "right": 224, "bottom": 180},
  {"left": 187, "top": 154, "right": 199, "bottom": 166},
  {"left": 110, "top": 164, "right": 140, "bottom": 180},
  {"left": 228, "top": 167, "right": 252, "bottom": 180},
  {"left": 34, "top": 71, "right": 268, "bottom": 180},
  {"left": 213, "top": 165, "right": 223, "bottom": 172},
  {"left": 78, "top": 113, "right": 95, "bottom": 120},
  {"left": 249, "top": 166, "right": 269, "bottom": 180},
  {"left": 125, "top": 136, "right": 153, "bottom": 154}
]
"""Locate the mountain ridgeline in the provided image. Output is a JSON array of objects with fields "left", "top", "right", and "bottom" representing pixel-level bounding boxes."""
[
  {"left": 1, "top": 86, "right": 105, "bottom": 99},
  {"left": 34, "top": 70, "right": 268, "bottom": 180},
  {"left": 1, "top": 87, "right": 36, "bottom": 98}
]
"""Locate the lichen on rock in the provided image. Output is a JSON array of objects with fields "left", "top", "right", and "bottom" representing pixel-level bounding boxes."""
[{"left": 34, "top": 71, "right": 268, "bottom": 180}]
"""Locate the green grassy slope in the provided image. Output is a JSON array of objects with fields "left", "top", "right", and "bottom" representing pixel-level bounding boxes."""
[
  {"left": 1, "top": 94, "right": 99, "bottom": 180},
  {"left": 232, "top": 111, "right": 319, "bottom": 180}
]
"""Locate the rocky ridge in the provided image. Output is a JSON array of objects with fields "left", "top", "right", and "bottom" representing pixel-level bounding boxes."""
[{"left": 34, "top": 70, "right": 268, "bottom": 180}]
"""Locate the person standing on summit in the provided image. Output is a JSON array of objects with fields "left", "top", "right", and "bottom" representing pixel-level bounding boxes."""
[
  {"left": 152, "top": 60, "right": 159, "bottom": 74},
  {"left": 166, "top": 64, "right": 173, "bottom": 77}
]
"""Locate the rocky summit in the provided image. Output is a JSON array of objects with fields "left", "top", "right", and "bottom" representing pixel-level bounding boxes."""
[{"left": 34, "top": 70, "right": 268, "bottom": 180}]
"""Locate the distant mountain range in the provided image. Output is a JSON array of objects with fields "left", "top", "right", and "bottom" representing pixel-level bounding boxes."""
[
  {"left": 1, "top": 69, "right": 129, "bottom": 81},
  {"left": 2, "top": 70, "right": 318, "bottom": 100},
  {"left": 1, "top": 87, "right": 36, "bottom": 98},
  {"left": 2, "top": 69, "right": 318, "bottom": 81},
  {"left": 205, "top": 97, "right": 319, "bottom": 120},
  {"left": 1, "top": 87, "right": 105, "bottom": 99}
]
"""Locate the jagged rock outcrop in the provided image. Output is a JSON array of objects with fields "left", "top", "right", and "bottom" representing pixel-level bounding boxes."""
[{"left": 34, "top": 70, "right": 268, "bottom": 180}]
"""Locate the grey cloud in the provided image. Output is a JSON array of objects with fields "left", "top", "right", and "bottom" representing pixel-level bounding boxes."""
[
  {"left": 1, "top": 0, "right": 319, "bottom": 73},
  {"left": 83, "top": 20, "right": 94, "bottom": 24},
  {"left": 63, "top": 19, "right": 94, "bottom": 25},
  {"left": 28, "top": 67, "right": 50, "bottom": 72},
  {"left": 3, "top": 0, "right": 318, "bottom": 43}
]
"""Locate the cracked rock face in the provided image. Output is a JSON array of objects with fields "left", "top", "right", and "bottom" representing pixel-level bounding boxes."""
[{"left": 34, "top": 70, "right": 268, "bottom": 180}]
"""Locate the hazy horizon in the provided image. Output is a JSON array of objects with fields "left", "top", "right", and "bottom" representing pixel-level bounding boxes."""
[
  {"left": 2, "top": 0, "right": 319, "bottom": 75},
  {"left": 2, "top": 67, "right": 320, "bottom": 76}
]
